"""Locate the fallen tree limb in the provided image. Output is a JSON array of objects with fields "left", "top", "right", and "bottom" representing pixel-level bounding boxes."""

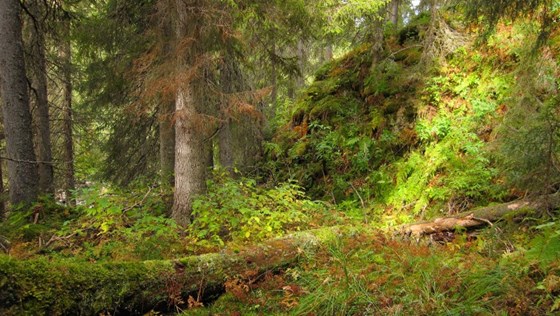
[
  {"left": 0, "top": 227, "right": 342, "bottom": 315},
  {"left": 400, "top": 193, "right": 560, "bottom": 237}
]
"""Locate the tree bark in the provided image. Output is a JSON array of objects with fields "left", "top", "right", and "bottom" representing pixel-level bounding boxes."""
[
  {"left": 296, "top": 39, "right": 305, "bottom": 90},
  {"left": 325, "top": 42, "right": 333, "bottom": 62},
  {"left": 159, "top": 16, "right": 176, "bottom": 186},
  {"left": 159, "top": 99, "right": 176, "bottom": 185},
  {"left": 390, "top": 0, "right": 400, "bottom": 28},
  {"left": 59, "top": 20, "right": 76, "bottom": 206},
  {"left": 371, "top": 7, "right": 386, "bottom": 67},
  {"left": 218, "top": 54, "right": 236, "bottom": 173},
  {"left": 0, "top": 155, "right": 4, "bottom": 220},
  {"left": 25, "top": 0, "right": 54, "bottom": 196},
  {"left": 171, "top": 0, "right": 213, "bottom": 227},
  {"left": 0, "top": 0, "right": 39, "bottom": 205},
  {"left": 399, "top": 193, "right": 560, "bottom": 237}
]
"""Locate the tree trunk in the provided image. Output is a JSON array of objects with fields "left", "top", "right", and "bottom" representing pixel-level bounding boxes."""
[
  {"left": 218, "top": 48, "right": 263, "bottom": 175},
  {"left": 0, "top": 0, "right": 39, "bottom": 205},
  {"left": 325, "top": 42, "right": 333, "bottom": 62},
  {"left": 390, "top": 0, "right": 400, "bottom": 28},
  {"left": 59, "top": 21, "right": 76, "bottom": 206},
  {"left": 159, "top": 99, "right": 176, "bottom": 185},
  {"left": 171, "top": 0, "right": 213, "bottom": 227},
  {"left": 371, "top": 7, "right": 386, "bottom": 67},
  {"left": 218, "top": 54, "right": 235, "bottom": 173},
  {"left": 399, "top": 193, "right": 560, "bottom": 237},
  {"left": 296, "top": 39, "right": 305, "bottom": 90},
  {"left": 25, "top": 0, "right": 54, "bottom": 196},
  {"left": 0, "top": 227, "right": 337, "bottom": 314},
  {"left": 159, "top": 17, "right": 176, "bottom": 186},
  {"left": 0, "top": 155, "right": 4, "bottom": 220}
]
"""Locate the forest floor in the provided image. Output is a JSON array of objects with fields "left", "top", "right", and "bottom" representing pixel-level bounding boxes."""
[{"left": 1, "top": 186, "right": 560, "bottom": 315}]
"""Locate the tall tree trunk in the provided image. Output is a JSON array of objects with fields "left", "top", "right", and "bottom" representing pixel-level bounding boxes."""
[
  {"left": 159, "top": 16, "right": 176, "bottom": 185},
  {"left": 171, "top": 0, "right": 213, "bottom": 227},
  {"left": 0, "top": 105, "right": 4, "bottom": 219},
  {"left": 218, "top": 49, "right": 263, "bottom": 175},
  {"left": 296, "top": 39, "right": 305, "bottom": 90},
  {"left": 172, "top": 84, "right": 211, "bottom": 227},
  {"left": 59, "top": 21, "right": 76, "bottom": 206},
  {"left": 371, "top": 6, "right": 387, "bottom": 67},
  {"left": 26, "top": 0, "right": 54, "bottom": 196},
  {"left": 0, "top": 145, "right": 4, "bottom": 220},
  {"left": 0, "top": 0, "right": 39, "bottom": 205},
  {"left": 390, "top": 0, "right": 400, "bottom": 28},
  {"left": 218, "top": 57, "right": 235, "bottom": 172}
]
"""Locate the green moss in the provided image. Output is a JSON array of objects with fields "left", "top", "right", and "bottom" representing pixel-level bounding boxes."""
[{"left": 0, "top": 255, "right": 168, "bottom": 315}]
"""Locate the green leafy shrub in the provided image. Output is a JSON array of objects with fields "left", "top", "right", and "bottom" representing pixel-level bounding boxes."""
[{"left": 190, "top": 170, "right": 325, "bottom": 247}]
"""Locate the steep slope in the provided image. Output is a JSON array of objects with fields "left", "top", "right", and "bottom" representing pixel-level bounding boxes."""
[{"left": 267, "top": 17, "right": 559, "bottom": 219}]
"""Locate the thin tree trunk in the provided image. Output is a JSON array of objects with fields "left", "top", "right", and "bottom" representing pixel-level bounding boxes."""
[
  {"left": 325, "top": 42, "right": 333, "bottom": 62},
  {"left": 26, "top": 1, "right": 54, "bottom": 195},
  {"left": 159, "top": 100, "right": 176, "bottom": 185},
  {"left": 371, "top": 6, "right": 386, "bottom": 67},
  {"left": 296, "top": 39, "right": 305, "bottom": 90},
  {"left": 0, "top": 0, "right": 39, "bottom": 205},
  {"left": 218, "top": 53, "right": 235, "bottom": 172},
  {"left": 390, "top": 0, "right": 400, "bottom": 28},
  {"left": 59, "top": 21, "right": 76, "bottom": 206},
  {"left": 159, "top": 16, "right": 175, "bottom": 186}
]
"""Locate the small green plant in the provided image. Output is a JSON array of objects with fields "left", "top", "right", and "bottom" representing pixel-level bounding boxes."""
[{"left": 190, "top": 169, "right": 325, "bottom": 247}]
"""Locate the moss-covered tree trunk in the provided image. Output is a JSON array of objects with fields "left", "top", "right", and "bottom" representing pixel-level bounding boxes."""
[{"left": 0, "top": 228, "right": 336, "bottom": 314}]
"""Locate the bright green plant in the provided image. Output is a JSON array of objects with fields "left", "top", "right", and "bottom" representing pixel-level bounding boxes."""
[{"left": 190, "top": 169, "right": 326, "bottom": 247}]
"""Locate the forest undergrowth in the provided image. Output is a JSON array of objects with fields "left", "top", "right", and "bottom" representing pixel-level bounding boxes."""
[{"left": 2, "top": 10, "right": 560, "bottom": 315}]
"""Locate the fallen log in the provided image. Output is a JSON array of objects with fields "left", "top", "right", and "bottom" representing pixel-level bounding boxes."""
[
  {"left": 400, "top": 193, "right": 560, "bottom": 237},
  {"left": 0, "top": 227, "right": 343, "bottom": 315}
]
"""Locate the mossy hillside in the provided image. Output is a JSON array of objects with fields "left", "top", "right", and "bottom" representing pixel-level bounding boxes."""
[{"left": 267, "top": 19, "right": 545, "bottom": 219}]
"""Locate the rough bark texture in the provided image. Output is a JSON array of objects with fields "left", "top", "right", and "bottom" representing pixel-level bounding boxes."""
[
  {"left": 0, "top": 155, "right": 4, "bottom": 220},
  {"left": 172, "top": 84, "right": 211, "bottom": 227},
  {"left": 171, "top": 0, "right": 213, "bottom": 227},
  {"left": 59, "top": 23, "right": 76, "bottom": 206},
  {"left": 400, "top": 193, "right": 560, "bottom": 237},
  {"left": 26, "top": 0, "right": 54, "bottom": 195},
  {"left": 0, "top": 0, "right": 39, "bottom": 205},
  {"left": 0, "top": 227, "right": 338, "bottom": 315}
]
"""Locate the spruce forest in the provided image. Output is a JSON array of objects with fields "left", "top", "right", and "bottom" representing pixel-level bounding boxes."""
[{"left": 2, "top": 0, "right": 560, "bottom": 314}]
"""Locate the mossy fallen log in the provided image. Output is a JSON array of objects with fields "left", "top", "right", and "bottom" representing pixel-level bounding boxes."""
[
  {"left": 400, "top": 193, "right": 560, "bottom": 237},
  {"left": 0, "top": 227, "right": 341, "bottom": 315}
]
